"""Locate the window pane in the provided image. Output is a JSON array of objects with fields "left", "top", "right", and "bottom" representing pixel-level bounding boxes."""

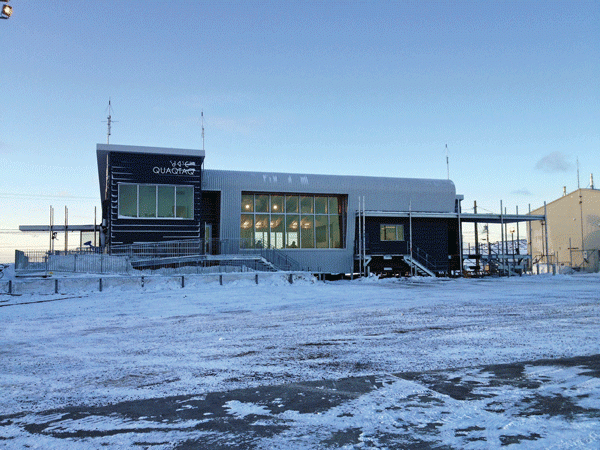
[
  {"left": 300, "top": 215, "right": 314, "bottom": 248},
  {"left": 119, "top": 184, "right": 137, "bottom": 217},
  {"left": 330, "top": 215, "right": 342, "bottom": 248},
  {"left": 255, "top": 214, "right": 269, "bottom": 248},
  {"left": 286, "top": 195, "right": 298, "bottom": 213},
  {"left": 315, "top": 215, "right": 329, "bottom": 248},
  {"left": 255, "top": 195, "right": 269, "bottom": 213},
  {"left": 396, "top": 225, "right": 405, "bottom": 241},
  {"left": 328, "top": 197, "right": 339, "bottom": 215},
  {"left": 315, "top": 197, "right": 327, "bottom": 214},
  {"left": 270, "top": 214, "right": 284, "bottom": 249},
  {"left": 301, "top": 196, "right": 314, "bottom": 214},
  {"left": 240, "top": 214, "right": 254, "bottom": 248},
  {"left": 286, "top": 215, "right": 299, "bottom": 248},
  {"left": 271, "top": 195, "right": 283, "bottom": 213},
  {"left": 157, "top": 186, "right": 175, "bottom": 217},
  {"left": 241, "top": 194, "right": 254, "bottom": 212},
  {"left": 385, "top": 225, "right": 397, "bottom": 241},
  {"left": 176, "top": 186, "right": 193, "bottom": 219},
  {"left": 139, "top": 185, "right": 156, "bottom": 218}
]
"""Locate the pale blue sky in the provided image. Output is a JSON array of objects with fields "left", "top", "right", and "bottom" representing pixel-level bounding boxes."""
[{"left": 1, "top": 0, "right": 599, "bottom": 260}]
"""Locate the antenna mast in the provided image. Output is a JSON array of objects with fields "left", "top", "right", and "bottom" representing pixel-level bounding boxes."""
[
  {"left": 446, "top": 144, "right": 449, "bottom": 180},
  {"left": 103, "top": 99, "right": 117, "bottom": 144},
  {"left": 201, "top": 110, "right": 205, "bottom": 151}
]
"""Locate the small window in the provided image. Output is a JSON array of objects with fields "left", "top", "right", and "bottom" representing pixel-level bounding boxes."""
[{"left": 380, "top": 224, "right": 404, "bottom": 241}]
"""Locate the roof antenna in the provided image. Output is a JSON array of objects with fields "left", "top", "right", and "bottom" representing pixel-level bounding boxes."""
[
  {"left": 445, "top": 144, "right": 449, "bottom": 180},
  {"left": 201, "top": 110, "right": 205, "bottom": 151},
  {"left": 103, "top": 99, "right": 117, "bottom": 144}
]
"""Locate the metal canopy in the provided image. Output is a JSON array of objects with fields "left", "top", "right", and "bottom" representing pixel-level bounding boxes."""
[{"left": 360, "top": 211, "right": 546, "bottom": 224}]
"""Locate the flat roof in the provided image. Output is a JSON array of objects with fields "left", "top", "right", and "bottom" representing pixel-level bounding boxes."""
[{"left": 97, "top": 143, "right": 205, "bottom": 158}]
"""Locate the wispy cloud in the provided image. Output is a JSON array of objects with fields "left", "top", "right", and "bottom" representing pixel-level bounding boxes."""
[{"left": 535, "top": 152, "right": 573, "bottom": 173}]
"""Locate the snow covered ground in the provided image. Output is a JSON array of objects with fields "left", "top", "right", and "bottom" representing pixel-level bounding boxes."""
[{"left": 1, "top": 273, "right": 599, "bottom": 449}]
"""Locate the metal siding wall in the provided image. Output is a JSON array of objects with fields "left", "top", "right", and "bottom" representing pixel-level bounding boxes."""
[{"left": 203, "top": 170, "right": 456, "bottom": 273}]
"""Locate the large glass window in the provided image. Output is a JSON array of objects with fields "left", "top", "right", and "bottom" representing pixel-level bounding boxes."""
[
  {"left": 118, "top": 183, "right": 194, "bottom": 219},
  {"left": 241, "top": 193, "right": 346, "bottom": 249}
]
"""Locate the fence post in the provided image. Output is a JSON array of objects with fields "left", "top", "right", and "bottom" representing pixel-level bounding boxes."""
[
  {"left": 8, "top": 280, "right": 12, "bottom": 295},
  {"left": 55, "top": 279, "right": 58, "bottom": 294},
  {"left": 141, "top": 276, "right": 145, "bottom": 288},
  {"left": 181, "top": 275, "right": 185, "bottom": 288},
  {"left": 99, "top": 278, "right": 103, "bottom": 292},
  {"left": 255, "top": 274, "right": 259, "bottom": 285},
  {"left": 219, "top": 274, "right": 223, "bottom": 285},
  {"left": 74, "top": 254, "right": 77, "bottom": 273},
  {"left": 288, "top": 273, "right": 293, "bottom": 284}
]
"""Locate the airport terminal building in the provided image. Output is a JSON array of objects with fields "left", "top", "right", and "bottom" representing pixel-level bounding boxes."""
[{"left": 97, "top": 144, "right": 461, "bottom": 276}]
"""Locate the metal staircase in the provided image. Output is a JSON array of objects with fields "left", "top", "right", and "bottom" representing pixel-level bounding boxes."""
[{"left": 403, "top": 255, "right": 436, "bottom": 277}]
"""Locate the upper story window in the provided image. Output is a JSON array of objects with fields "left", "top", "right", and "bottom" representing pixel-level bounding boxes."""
[
  {"left": 241, "top": 192, "right": 346, "bottom": 249},
  {"left": 380, "top": 224, "right": 404, "bottom": 241},
  {"left": 118, "top": 183, "right": 194, "bottom": 219}
]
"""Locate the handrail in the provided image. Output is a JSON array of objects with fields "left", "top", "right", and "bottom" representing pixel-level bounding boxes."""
[
  {"left": 110, "top": 238, "right": 303, "bottom": 272},
  {"left": 411, "top": 245, "right": 445, "bottom": 272}
]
